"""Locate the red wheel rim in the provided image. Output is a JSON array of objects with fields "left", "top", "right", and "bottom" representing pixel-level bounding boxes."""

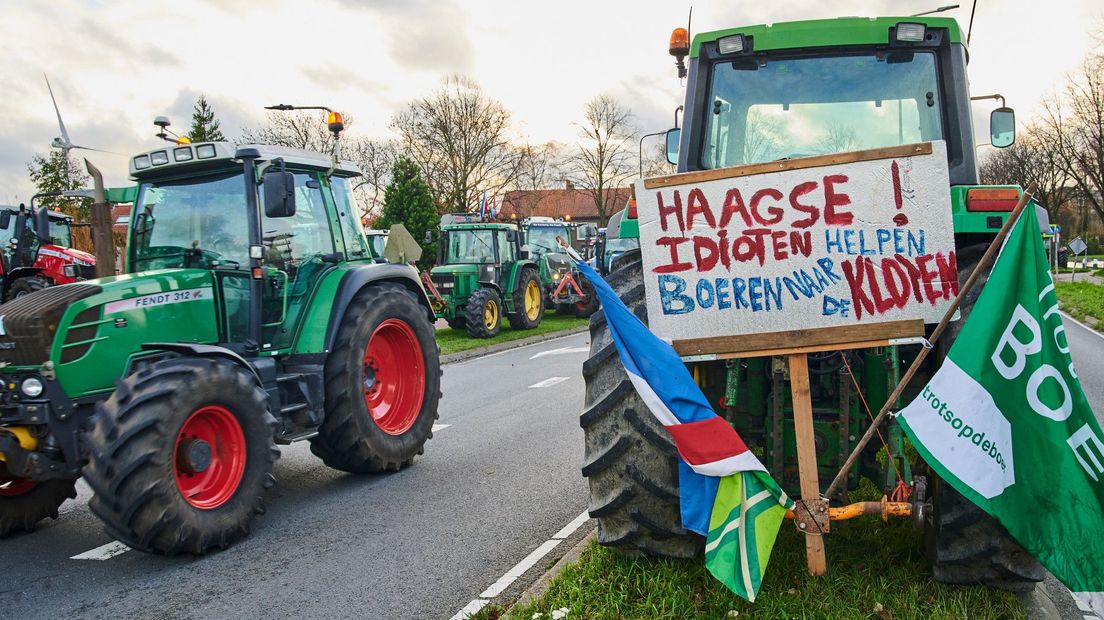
[
  {"left": 173, "top": 406, "right": 246, "bottom": 510},
  {"left": 0, "top": 472, "right": 36, "bottom": 496},
  {"left": 363, "top": 319, "right": 425, "bottom": 436}
]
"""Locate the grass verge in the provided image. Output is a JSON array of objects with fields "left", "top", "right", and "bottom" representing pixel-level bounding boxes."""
[
  {"left": 474, "top": 481, "right": 1024, "bottom": 620},
  {"left": 1056, "top": 281, "right": 1104, "bottom": 331},
  {"left": 436, "top": 310, "right": 589, "bottom": 356}
]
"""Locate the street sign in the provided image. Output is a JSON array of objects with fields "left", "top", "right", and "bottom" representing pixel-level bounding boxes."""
[{"left": 1069, "top": 237, "right": 1088, "bottom": 256}]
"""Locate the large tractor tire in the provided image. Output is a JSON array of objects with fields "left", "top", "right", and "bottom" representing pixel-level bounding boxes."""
[
  {"left": 446, "top": 317, "right": 467, "bottom": 330},
  {"left": 0, "top": 465, "right": 76, "bottom": 537},
  {"left": 508, "top": 267, "right": 543, "bottom": 330},
  {"left": 570, "top": 275, "right": 599, "bottom": 318},
  {"left": 84, "top": 357, "right": 278, "bottom": 555},
  {"left": 8, "top": 276, "right": 50, "bottom": 300},
  {"left": 925, "top": 243, "right": 1044, "bottom": 591},
  {"left": 465, "top": 287, "right": 503, "bottom": 338},
  {"left": 311, "top": 283, "right": 441, "bottom": 473},
  {"left": 581, "top": 250, "right": 702, "bottom": 558}
]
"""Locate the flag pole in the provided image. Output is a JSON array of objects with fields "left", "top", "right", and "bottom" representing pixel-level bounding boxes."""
[{"left": 824, "top": 183, "right": 1037, "bottom": 498}]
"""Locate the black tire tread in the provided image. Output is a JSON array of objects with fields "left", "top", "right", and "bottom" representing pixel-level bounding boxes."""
[
  {"left": 507, "top": 267, "right": 543, "bottom": 330},
  {"left": 464, "top": 288, "right": 502, "bottom": 338}
]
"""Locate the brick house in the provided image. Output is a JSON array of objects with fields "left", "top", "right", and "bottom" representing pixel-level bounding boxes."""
[{"left": 497, "top": 184, "right": 631, "bottom": 226}]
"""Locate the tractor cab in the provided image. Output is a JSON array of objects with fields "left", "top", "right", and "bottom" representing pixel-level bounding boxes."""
[
  {"left": 428, "top": 214, "right": 543, "bottom": 337},
  {"left": 0, "top": 204, "right": 95, "bottom": 299}
]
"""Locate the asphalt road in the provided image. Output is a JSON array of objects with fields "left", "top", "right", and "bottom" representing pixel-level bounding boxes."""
[
  {"left": 0, "top": 332, "right": 594, "bottom": 620},
  {"left": 2, "top": 317, "right": 1101, "bottom": 620}
]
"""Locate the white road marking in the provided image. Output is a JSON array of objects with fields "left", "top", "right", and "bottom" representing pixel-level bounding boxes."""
[
  {"left": 450, "top": 331, "right": 587, "bottom": 365},
  {"left": 432, "top": 424, "right": 451, "bottom": 433},
  {"left": 1062, "top": 311, "right": 1104, "bottom": 342},
  {"left": 71, "top": 541, "right": 130, "bottom": 560},
  {"left": 551, "top": 510, "right": 590, "bottom": 540},
  {"left": 449, "top": 598, "right": 489, "bottom": 620},
  {"left": 529, "top": 377, "right": 570, "bottom": 389},
  {"left": 529, "top": 346, "right": 589, "bottom": 360},
  {"left": 1075, "top": 596, "right": 1093, "bottom": 612},
  {"left": 452, "top": 510, "right": 592, "bottom": 618}
]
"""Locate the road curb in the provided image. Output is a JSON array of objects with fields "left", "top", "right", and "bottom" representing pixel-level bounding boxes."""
[
  {"left": 506, "top": 528, "right": 597, "bottom": 617},
  {"left": 440, "top": 326, "right": 589, "bottom": 365}
]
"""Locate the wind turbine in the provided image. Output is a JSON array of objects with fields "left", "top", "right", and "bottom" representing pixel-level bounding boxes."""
[{"left": 44, "top": 74, "right": 115, "bottom": 158}]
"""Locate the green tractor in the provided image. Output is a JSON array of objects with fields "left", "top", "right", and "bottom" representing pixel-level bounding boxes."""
[
  {"left": 584, "top": 16, "right": 1044, "bottom": 590},
  {"left": 0, "top": 138, "right": 441, "bottom": 554},
  {"left": 521, "top": 217, "right": 599, "bottom": 317},
  {"left": 426, "top": 214, "right": 543, "bottom": 338}
]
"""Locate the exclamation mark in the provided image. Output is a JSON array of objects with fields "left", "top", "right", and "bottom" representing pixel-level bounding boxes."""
[{"left": 891, "top": 160, "right": 908, "bottom": 226}]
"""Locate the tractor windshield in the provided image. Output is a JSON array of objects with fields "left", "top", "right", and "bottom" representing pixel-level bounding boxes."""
[
  {"left": 444, "top": 228, "right": 496, "bottom": 264},
  {"left": 131, "top": 172, "right": 249, "bottom": 270},
  {"left": 526, "top": 225, "right": 569, "bottom": 257},
  {"left": 704, "top": 51, "right": 944, "bottom": 168},
  {"left": 47, "top": 217, "right": 72, "bottom": 248}
]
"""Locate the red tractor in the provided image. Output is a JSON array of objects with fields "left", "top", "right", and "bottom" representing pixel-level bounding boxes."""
[{"left": 0, "top": 204, "right": 96, "bottom": 301}]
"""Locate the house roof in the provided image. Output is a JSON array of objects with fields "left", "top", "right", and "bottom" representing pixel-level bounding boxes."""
[{"left": 498, "top": 188, "right": 631, "bottom": 221}]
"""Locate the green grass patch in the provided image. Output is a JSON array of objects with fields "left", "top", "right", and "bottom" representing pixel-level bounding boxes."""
[
  {"left": 436, "top": 310, "right": 589, "bottom": 356},
  {"left": 1056, "top": 281, "right": 1104, "bottom": 331},
  {"left": 480, "top": 481, "right": 1023, "bottom": 620}
]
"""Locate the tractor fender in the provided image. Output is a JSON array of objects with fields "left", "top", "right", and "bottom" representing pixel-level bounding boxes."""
[
  {"left": 324, "top": 263, "right": 435, "bottom": 354},
  {"left": 4, "top": 267, "right": 45, "bottom": 287},
  {"left": 139, "top": 342, "right": 262, "bottom": 385}
]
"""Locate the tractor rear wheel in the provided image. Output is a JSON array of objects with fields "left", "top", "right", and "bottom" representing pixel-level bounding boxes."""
[
  {"left": 508, "top": 267, "right": 543, "bottom": 330},
  {"left": 0, "top": 464, "right": 76, "bottom": 537},
  {"left": 925, "top": 243, "right": 1044, "bottom": 591},
  {"left": 581, "top": 250, "right": 702, "bottom": 558},
  {"left": 84, "top": 357, "right": 278, "bottom": 555},
  {"left": 8, "top": 276, "right": 49, "bottom": 300},
  {"left": 465, "top": 287, "right": 502, "bottom": 338},
  {"left": 311, "top": 283, "right": 441, "bottom": 473}
]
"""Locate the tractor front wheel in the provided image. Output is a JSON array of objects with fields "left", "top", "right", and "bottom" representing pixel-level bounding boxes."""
[
  {"left": 508, "top": 267, "right": 543, "bottom": 330},
  {"left": 7, "top": 276, "right": 49, "bottom": 300},
  {"left": 311, "top": 283, "right": 441, "bottom": 473},
  {"left": 571, "top": 275, "right": 599, "bottom": 318},
  {"left": 0, "top": 464, "right": 76, "bottom": 537},
  {"left": 465, "top": 287, "right": 502, "bottom": 338},
  {"left": 581, "top": 250, "right": 702, "bottom": 558},
  {"left": 84, "top": 357, "right": 278, "bottom": 555}
]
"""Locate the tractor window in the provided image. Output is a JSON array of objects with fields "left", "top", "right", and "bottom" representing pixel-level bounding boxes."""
[
  {"left": 47, "top": 218, "right": 72, "bottom": 247},
  {"left": 131, "top": 173, "right": 250, "bottom": 271},
  {"left": 525, "top": 225, "right": 569, "bottom": 258},
  {"left": 497, "top": 230, "right": 517, "bottom": 263},
  {"left": 704, "top": 52, "right": 944, "bottom": 168},
  {"left": 446, "top": 229, "right": 496, "bottom": 264},
  {"left": 329, "top": 176, "right": 369, "bottom": 258}
]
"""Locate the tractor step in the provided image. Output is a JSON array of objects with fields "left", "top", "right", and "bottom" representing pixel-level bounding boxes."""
[{"left": 276, "top": 428, "right": 319, "bottom": 444}]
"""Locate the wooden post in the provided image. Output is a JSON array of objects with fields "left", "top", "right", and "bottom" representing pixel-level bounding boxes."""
[
  {"left": 84, "top": 159, "right": 116, "bottom": 277},
  {"left": 788, "top": 353, "right": 827, "bottom": 576}
]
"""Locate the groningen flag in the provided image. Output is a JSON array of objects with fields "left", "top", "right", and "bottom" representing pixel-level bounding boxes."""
[
  {"left": 898, "top": 209, "right": 1104, "bottom": 612},
  {"left": 575, "top": 258, "right": 793, "bottom": 601}
]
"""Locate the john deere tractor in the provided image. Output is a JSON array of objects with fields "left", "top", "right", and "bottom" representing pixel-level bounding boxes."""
[
  {"left": 521, "top": 217, "right": 599, "bottom": 318},
  {"left": 427, "top": 214, "right": 543, "bottom": 338},
  {"left": 584, "top": 16, "right": 1044, "bottom": 590},
  {"left": 0, "top": 138, "right": 441, "bottom": 554}
]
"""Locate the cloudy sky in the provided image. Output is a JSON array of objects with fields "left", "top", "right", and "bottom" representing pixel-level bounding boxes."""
[{"left": 1, "top": 0, "right": 1099, "bottom": 202}]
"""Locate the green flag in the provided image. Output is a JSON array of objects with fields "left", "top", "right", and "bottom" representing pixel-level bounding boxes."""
[
  {"left": 898, "top": 209, "right": 1104, "bottom": 613},
  {"left": 705, "top": 472, "right": 792, "bottom": 602}
]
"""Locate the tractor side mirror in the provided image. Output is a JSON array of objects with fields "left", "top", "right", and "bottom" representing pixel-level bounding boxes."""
[
  {"left": 506, "top": 229, "right": 517, "bottom": 243},
  {"left": 990, "top": 107, "right": 1015, "bottom": 148},
  {"left": 665, "top": 127, "right": 681, "bottom": 165},
  {"left": 424, "top": 230, "right": 433, "bottom": 244},
  {"left": 0, "top": 211, "right": 10, "bottom": 231},
  {"left": 263, "top": 171, "right": 297, "bottom": 218},
  {"left": 34, "top": 208, "right": 50, "bottom": 243}
]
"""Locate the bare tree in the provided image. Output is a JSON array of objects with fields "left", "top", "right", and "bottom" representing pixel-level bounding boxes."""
[
  {"left": 391, "top": 76, "right": 522, "bottom": 213},
  {"left": 818, "top": 123, "right": 858, "bottom": 154},
  {"left": 240, "top": 110, "right": 344, "bottom": 152},
  {"left": 980, "top": 124, "right": 1070, "bottom": 221},
  {"left": 346, "top": 138, "right": 398, "bottom": 221},
  {"left": 640, "top": 139, "right": 674, "bottom": 179},
  {"left": 1040, "top": 54, "right": 1104, "bottom": 224},
  {"left": 564, "top": 95, "right": 637, "bottom": 225},
  {"left": 502, "top": 141, "right": 564, "bottom": 219}
]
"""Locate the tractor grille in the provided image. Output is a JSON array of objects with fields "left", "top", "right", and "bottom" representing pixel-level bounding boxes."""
[
  {"left": 77, "top": 264, "right": 97, "bottom": 280},
  {"left": 430, "top": 273, "right": 455, "bottom": 296},
  {"left": 0, "top": 284, "right": 101, "bottom": 366}
]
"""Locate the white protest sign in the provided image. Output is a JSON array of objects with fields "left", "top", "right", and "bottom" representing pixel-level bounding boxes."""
[{"left": 634, "top": 141, "right": 957, "bottom": 342}]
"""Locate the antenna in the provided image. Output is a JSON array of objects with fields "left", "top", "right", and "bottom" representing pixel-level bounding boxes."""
[
  {"left": 966, "top": 0, "right": 978, "bottom": 45},
  {"left": 912, "top": 4, "right": 959, "bottom": 16}
]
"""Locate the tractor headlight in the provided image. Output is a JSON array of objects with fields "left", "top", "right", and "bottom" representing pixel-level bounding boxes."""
[
  {"left": 895, "top": 23, "right": 926, "bottom": 42},
  {"left": 63, "top": 264, "right": 78, "bottom": 277},
  {"left": 21, "top": 377, "right": 43, "bottom": 398}
]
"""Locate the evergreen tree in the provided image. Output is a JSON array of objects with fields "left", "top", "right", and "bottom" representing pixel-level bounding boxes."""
[
  {"left": 187, "top": 95, "right": 226, "bottom": 142},
  {"left": 379, "top": 157, "right": 438, "bottom": 267},
  {"left": 27, "top": 150, "right": 91, "bottom": 220}
]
